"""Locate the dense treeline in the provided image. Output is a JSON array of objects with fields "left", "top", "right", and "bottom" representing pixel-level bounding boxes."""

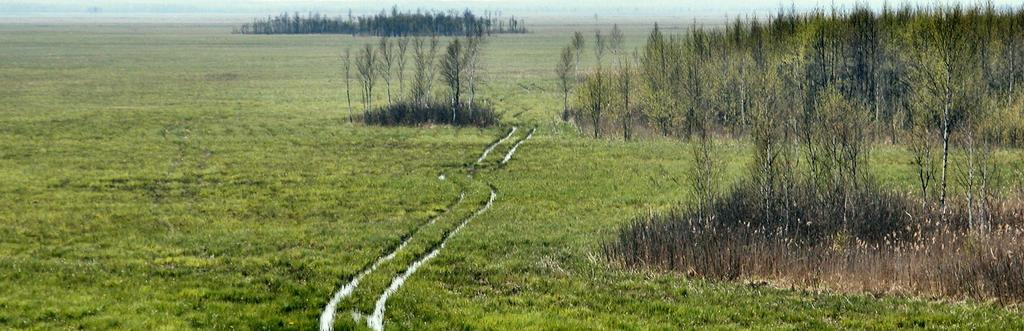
[
  {"left": 561, "top": 3, "right": 1024, "bottom": 212},
  {"left": 236, "top": 7, "right": 526, "bottom": 36},
  {"left": 585, "top": 4, "right": 1024, "bottom": 304},
  {"left": 340, "top": 34, "right": 493, "bottom": 127},
  {"left": 564, "top": 4, "right": 1024, "bottom": 144}
]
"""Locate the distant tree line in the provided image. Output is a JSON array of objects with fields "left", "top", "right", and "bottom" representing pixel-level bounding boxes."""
[{"left": 235, "top": 7, "right": 527, "bottom": 36}]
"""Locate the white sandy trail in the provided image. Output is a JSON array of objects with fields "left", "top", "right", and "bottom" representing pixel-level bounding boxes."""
[
  {"left": 319, "top": 193, "right": 464, "bottom": 331},
  {"left": 476, "top": 127, "right": 517, "bottom": 164},
  {"left": 366, "top": 189, "right": 497, "bottom": 331},
  {"left": 500, "top": 128, "right": 536, "bottom": 165}
]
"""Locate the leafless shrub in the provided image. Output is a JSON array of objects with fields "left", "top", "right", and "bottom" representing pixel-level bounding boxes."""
[
  {"left": 361, "top": 101, "right": 497, "bottom": 127},
  {"left": 605, "top": 180, "right": 1024, "bottom": 304}
]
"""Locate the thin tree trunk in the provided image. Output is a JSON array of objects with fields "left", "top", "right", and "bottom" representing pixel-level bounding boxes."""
[
  {"left": 1011, "top": 43, "right": 1017, "bottom": 102},
  {"left": 623, "top": 91, "right": 630, "bottom": 141},
  {"left": 873, "top": 88, "right": 880, "bottom": 141},
  {"left": 967, "top": 145, "right": 976, "bottom": 231},
  {"left": 575, "top": 56, "right": 581, "bottom": 83},
  {"left": 740, "top": 64, "right": 746, "bottom": 128},
  {"left": 562, "top": 91, "right": 569, "bottom": 121},
  {"left": 454, "top": 81, "right": 460, "bottom": 124},
  {"left": 363, "top": 86, "right": 370, "bottom": 114},
  {"left": 346, "top": 83, "right": 353, "bottom": 123},
  {"left": 940, "top": 84, "right": 951, "bottom": 216},
  {"left": 890, "top": 113, "right": 897, "bottom": 145},
  {"left": 468, "top": 74, "right": 475, "bottom": 117}
]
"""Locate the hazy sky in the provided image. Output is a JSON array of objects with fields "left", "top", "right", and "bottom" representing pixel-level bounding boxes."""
[{"left": 3, "top": 0, "right": 1022, "bottom": 17}]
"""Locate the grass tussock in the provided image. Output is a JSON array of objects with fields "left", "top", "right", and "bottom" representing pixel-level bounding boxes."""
[
  {"left": 361, "top": 102, "right": 499, "bottom": 127},
  {"left": 605, "top": 181, "right": 1024, "bottom": 304}
]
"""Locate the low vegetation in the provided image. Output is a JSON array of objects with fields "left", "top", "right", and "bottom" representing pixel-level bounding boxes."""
[
  {"left": 362, "top": 102, "right": 498, "bottom": 127},
  {"left": 606, "top": 178, "right": 1024, "bottom": 303}
]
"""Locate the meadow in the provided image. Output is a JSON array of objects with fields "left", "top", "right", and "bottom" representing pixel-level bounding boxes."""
[{"left": 1, "top": 18, "right": 1023, "bottom": 330}]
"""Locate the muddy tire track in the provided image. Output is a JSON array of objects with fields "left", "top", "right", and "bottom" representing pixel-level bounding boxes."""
[
  {"left": 321, "top": 126, "right": 534, "bottom": 330},
  {"left": 476, "top": 126, "right": 517, "bottom": 165},
  {"left": 501, "top": 128, "right": 536, "bottom": 165},
  {"left": 366, "top": 188, "right": 497, "bottom": 331},
  {"left": 319, "top": 193, "right": 464, "bottom": 331}
]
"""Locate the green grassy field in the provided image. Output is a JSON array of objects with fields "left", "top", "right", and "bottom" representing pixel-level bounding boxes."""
[{"left": 1, "top": 20, "right": 1023, "bottom": 330}]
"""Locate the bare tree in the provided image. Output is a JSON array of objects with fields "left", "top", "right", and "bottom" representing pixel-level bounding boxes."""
[
  {"left": 690, "top": 49, "right": 718, "bottom": 213},
  {"left": 440, "top": 38, "right": 466, "bottom": 123},
  {"left": 426, "top": 37, "right": 441, "bottom": 101},
  {"left": 411, "top": 37, "right": 440, "bottom": 106},
  {"left": 616, "top": 52, "right": 635, "bottom": 140},
  {"left": 750, "top": 88, "right": 782, "bottom": 224},
  {"left": 594, "top": 30, "right": 607, "bottom": 65},
  {"left": 396, "top": 37, "right": 410, "bottom": 97},
  {"left": 639, "top": 23, "right": 675, "bottom": 136},
  {"left": 907, "top": 13, "right": 981, "bottom": 215},
  {"left": 377, "top": 38, "right": 396, "bottom": 105},
  {"left": 908, "top": 118, "right": 938, "bottom": 203},
  {"left": 609, "top": 24, "right": 624, "bottom": 55},
  {"left": 342, "top": 48, "right": 354, "bottom": 123},
  {"left": 958, "top": 119, "right": 998, "bottom": 234},
  {"left": 356, "top": 43, "right": 377, "bottom": 112},
  {"left": 411, "top": 37, "right": 428, "bottom": 105},
  {"left": 691, "top": 125, "right": 718, "bottom": 215},
  {"left": 731, "top": 50, "right": 754, "bottom": 131},
  {"left": 464, "top": 36, "right": 485, "bottom": 115},
  {"left": 809, "top": 86, "right": 871, "bottom": 223},
  {"left": 556, "top": 46, "right": 575, "bottom": 121},
  {"left": 577, "top": 67, "right": 608, "bottom": 138},
  {"left": 572, "top": 32, "right": 586, "bottom": 80}
]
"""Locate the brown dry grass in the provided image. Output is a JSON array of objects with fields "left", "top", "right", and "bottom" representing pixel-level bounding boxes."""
[{"left": 605, "top": 182, "right": 1024, "bottom": 304}]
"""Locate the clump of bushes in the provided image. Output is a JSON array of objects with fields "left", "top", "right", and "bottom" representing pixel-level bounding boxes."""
[
  {"left": 361, "top": 102, "right": 499, "bottom": 127},
  {"left": 605, "top": 180, "right": 1024, "bottom": 303}
]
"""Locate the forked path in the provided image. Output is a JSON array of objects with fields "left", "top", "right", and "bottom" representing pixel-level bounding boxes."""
[{"left": 319, "top": 127, "right": 535, "bottom": 331}]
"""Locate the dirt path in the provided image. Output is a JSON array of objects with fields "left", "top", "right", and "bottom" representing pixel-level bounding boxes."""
[
  {"left": 366, "top": 189, "right": 497, "bottom": 331},
  {"left": 318, "top": 194, "right": 464, "bottom": 331},
  {"left": 476, "top": 126, "right": 517, "bottom": 165},
  {"left": 320, "top": 127, "right": 533, "bottom": 330},
  {"left": 501, "top": 128, "right": 536, "bottom": 165}
]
